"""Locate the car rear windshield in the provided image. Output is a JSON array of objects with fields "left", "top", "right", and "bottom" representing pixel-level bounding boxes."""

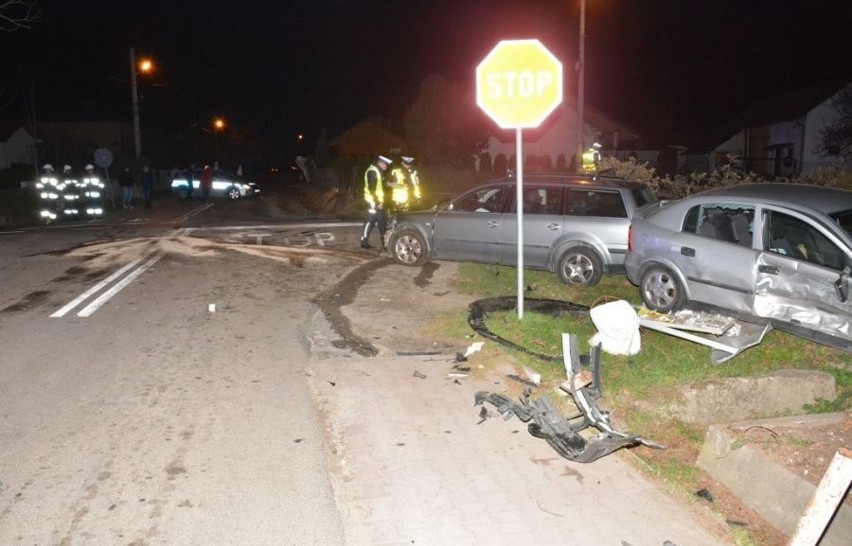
[{"left": 632, "top": 186, "right": 658, "bottom": 208}]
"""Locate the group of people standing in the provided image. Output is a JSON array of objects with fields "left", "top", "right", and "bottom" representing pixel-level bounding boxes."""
[
  {"left": 360, "top": 155, "right": 421, "bottom": 250},
  {"left": 36, "top": 163, "right": 107, "bottom": 223},
  {"left": 175, "top": 164, "right": 214, "bottom": 202},
  {"left": 118, "top": 164, "right": 154, "bottom": 209},
  {"left": 37, "top": 162, "right": 156, "bottom": 223}
]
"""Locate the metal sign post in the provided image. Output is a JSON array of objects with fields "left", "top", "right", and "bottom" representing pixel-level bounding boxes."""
[{"left": 475, "top": 39, "right": 564, "bottom": 318}]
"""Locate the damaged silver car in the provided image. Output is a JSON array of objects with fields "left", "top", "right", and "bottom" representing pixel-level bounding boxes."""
[
  {"left": 625, "top": 183, "right": 852, "bottom": 350},
  {"left": 389, "top": 174, "right": 657, "bottom": 286}
]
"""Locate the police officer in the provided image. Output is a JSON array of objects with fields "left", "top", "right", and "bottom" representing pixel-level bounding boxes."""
[
  {"left": 360, "top": 155, "right": 391, "bottom": 249},
  {"left": 401, "top": 156, "right": 422, "bottom": 202},
  {"left": 387, "top": 159, "right": 409, "bottom": 213},
  {"left": 81, "top": 164, "right": 105, "bottom": 218}
]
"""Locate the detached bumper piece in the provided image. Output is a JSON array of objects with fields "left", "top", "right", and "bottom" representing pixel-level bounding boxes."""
[{"left": 475, "top": 334, "right": 663, "bottom": 463}]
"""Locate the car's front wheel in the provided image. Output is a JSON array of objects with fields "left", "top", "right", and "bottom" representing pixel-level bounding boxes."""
[
  {"left": 391, "top": 230, "right": 427, "bottom": 266},
  {"left": 557, "top": 247, "right": 603, "bottom": 286},
  {"left": 640, "top": 264, "right": 684, "bottom": 313},
  {"left": 227, "top": 186, "right": 241, "bottom": 200},
  {"left": 176, "top": 187, "right": 189, "bottom": 199}
]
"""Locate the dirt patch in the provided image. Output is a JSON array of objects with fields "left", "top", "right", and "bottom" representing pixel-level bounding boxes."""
[{"left": 731, "top": 416, "right": 852, "bottom": 494}]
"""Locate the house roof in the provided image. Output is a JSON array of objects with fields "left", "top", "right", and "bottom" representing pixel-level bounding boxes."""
[
  {"left": 683, "top": 78, "right": 851, "bottom": 152},
  {"left": 330, "top": 119, "right": 409, "bottom": 157},
  {"left": 0, "top": 120, "right": 27, "bottom": 141}
]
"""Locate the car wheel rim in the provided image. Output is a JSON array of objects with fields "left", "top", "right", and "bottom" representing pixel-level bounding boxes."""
[
  {"left": 394, "top": 235, "right": 422, "bottom": 264},
  {"left": 563, "top": 254, "right": 593, "bottom": 284},
  {"left": 643, "top": 270, "right": 676, "bottom": 308},
  {"left": 229, "top": 189, "right": 240, "bottom": 199}
]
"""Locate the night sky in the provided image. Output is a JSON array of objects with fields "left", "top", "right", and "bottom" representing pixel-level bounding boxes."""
[{"left": 2, "top": 0, "right": 851, "bottom": 163}]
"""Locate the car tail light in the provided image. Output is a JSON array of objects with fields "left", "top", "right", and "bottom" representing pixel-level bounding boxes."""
[{"left": 627, "top": 225, "right": 633, "bottom": 251}]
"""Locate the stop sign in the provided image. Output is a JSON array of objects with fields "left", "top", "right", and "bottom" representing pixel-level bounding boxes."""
[{"left": 476, "top": 39, "right": 563, "bottom": 129}]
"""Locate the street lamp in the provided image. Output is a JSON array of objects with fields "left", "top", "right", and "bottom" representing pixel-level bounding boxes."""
[{"left": 130, "top": 47, "right": 153, "bottom": 158}]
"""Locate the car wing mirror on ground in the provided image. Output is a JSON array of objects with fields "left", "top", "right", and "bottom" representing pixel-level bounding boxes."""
[{"left": 834, "top": 266, "right": 850, "bottom": 303}]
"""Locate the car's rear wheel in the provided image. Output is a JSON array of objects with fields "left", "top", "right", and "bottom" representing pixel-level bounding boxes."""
[
  {"left": 177, "top": 187, "right": 189, "bottom": 199},
  {"left": 391, "top": 230, "right": 427, "bottom": 266},
  {"left": 639, "top": 264, "right": 684, "bottom": 313},
  {"left": 557, "top": 247, "right": 603, "bottom": 286},
  {"left": 227, "top": 186, "right": 241, "bottom": 200}
]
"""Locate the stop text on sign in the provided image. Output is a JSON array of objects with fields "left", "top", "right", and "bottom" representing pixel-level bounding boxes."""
[{"left": 485, "top": 70, "right": 555, "bottom": 99}]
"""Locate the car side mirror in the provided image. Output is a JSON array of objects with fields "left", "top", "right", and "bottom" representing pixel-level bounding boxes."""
[{"left": 834, "top": 266, "right": 850, "bottom": 303}]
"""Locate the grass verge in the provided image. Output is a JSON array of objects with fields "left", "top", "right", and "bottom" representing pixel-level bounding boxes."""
[{"left": 435, "top": 263, "right": 851, "bottom": 545}]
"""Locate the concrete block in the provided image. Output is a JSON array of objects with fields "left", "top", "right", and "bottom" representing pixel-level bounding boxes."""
[
  {"left": 675, "top": 369, "right": 835, "bottom": 424},
  {"left": 697, "top": 414, "right": 851, "bottom": 546}
]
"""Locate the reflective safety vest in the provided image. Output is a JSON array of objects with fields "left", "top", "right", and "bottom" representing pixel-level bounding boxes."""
[
  {"left": 409, "top": 168, "right": 422, "bottom": 200},
  {"left": 389, "top": 167, "right": 409, "bottom": 205},
  {"left": 37, "top": 175, "right": 60, "bottom": 200},
  {"left": 363, "top": 164, "right": 384, "bottom": 208},
  {"left": 581, "top": 149, "right": 599, "bottom": 173}
]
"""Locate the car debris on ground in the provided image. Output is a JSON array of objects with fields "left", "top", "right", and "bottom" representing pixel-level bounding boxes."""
[{"left": 475, "top": 334, "right": 663, "bottom": 463}]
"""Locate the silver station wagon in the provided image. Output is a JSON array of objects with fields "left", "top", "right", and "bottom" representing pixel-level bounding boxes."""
[
  {"left": 388, "top": 174, "right": 658, "bottom": 286},
  {"left": 625, "top": 183, "right": 852, "bottom": 350}
]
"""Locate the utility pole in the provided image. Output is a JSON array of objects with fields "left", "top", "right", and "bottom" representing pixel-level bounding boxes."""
[
  {"left": 130, "top": 47, "right": 142, "bottom": 158},
  {"left": 576, "top": 0, "right": 586, "bottom": 172}
]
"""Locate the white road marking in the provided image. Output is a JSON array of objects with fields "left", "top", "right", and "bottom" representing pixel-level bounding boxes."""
[
  {"left": 50, "top": 258, "right": 145, "bottom": 318},
  {"left": 174, "top": 203, "right": 214, "bottom": 222},
  {"left": 51, "top": 228, "right": 188, "bottom": 318},
  {"left": 76, "top": 251, "right": 164, "bottom": 317},
  {"left": 196, "top": 222, "right": 360, "bottom": 231}
]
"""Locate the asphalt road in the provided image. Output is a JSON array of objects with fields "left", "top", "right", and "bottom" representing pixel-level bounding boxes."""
[
  {"left": 0, "top": 190, "right": 364, "bottom": 544},
  {"left": 0, "top": 187, "right": 731, "bottom": 545}
]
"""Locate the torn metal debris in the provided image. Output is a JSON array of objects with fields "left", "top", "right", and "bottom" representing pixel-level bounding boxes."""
[
  {"left": 638, "top": 307, "right": 772, "bottom": 364},
  {"left": 475, "top": 334, "right": 663, "bottom": 463}
]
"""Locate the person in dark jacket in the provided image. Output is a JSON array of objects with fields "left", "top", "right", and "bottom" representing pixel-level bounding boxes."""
[
  {"left": 119, "top": 167, "right": 134, "bottom": 209},
  {"left": 200, "top": 164, "right": 213, "bottom": 202},
  {"left": 141, "top": 164, "right": 154, "bottom": 209}
]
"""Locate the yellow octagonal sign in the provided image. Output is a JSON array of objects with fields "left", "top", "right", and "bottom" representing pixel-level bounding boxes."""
[{"left": 476, "top": 39, "right": 563, "bottom": 129}]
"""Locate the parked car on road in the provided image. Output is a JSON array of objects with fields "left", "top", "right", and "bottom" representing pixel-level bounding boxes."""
[
  {"left": 170, "top": 168, "right": 260, "bottom": 200},
  {"left": 625, "top": 183, "right": 852, "bottom": 349},
  {"left": 388, "top": 174, "right": 658, "bottom": 286}
]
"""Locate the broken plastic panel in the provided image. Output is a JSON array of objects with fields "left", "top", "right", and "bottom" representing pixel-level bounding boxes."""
[{"left": 475, "top": 334, "right": 662, "bottom": 463}]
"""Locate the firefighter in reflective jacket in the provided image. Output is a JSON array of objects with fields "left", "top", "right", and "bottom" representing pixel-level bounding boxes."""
[
  {"left": 360, "top": 155, "right": 391, "bottom": 249},
  {"left": 61, "top": 164, "right": 81, "bottom": 220},
  {"left": 37, "top": 163, "right": 61, "bottom": 222},
  {"left": 581, "top": 142, "right": 601, "bottom": 173},
  {"left": 81, "top": 164, "right": 105, "bottom": 218}
]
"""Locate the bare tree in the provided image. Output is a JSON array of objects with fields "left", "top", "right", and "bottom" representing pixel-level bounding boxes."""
[
  {"left": 403, "top": 75, "right": 490, "bottom": 167},
  {"left": 0, "top": 0, "right": 42, "bottom": 31},
  {"left": 816, "top": 84, "right": 852, "bottom": 166}
]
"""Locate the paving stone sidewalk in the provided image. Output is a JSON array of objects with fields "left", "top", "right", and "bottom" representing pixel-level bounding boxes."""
[{"left": 304, "top": 258, "right": 733, "bottom": 545}]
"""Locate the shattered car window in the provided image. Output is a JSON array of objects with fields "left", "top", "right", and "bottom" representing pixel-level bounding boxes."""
[
  {"left": 831, "top": 209, "right": 852, "bottom": 237},
  {"left": 685, "top": 203, "right": 755, "bottom": 246},
  {"left": 764, "top": 210, "right": 846, "bottom": 270}
]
